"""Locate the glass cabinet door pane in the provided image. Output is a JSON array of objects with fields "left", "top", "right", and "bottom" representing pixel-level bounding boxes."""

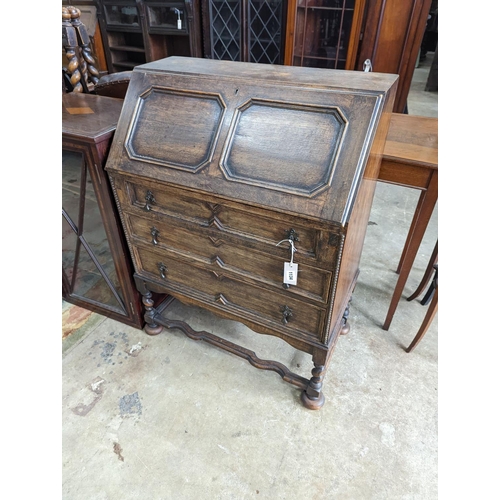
[
  {"left": 303, "top": 9, "right": 348, "bottom": 59},
  {"left": 293, "top": 7, "right": 306, "bottom": 59},
  {"left": 248, "top": 0, "right": 283, "bottom": 64},
  {"left": 62, "top": 151, "right": 82, "bottom": 228},
  {"left": 62, "top": 149, "right": 126, "bottom": 314},
  {"left": 209, "top": 0, "right": 242, "bottom": 60},
  {"left": 62, "top": 215, "right": 78, "bottom": 282},
  {"left": 147, "top": 4, "right": 187, "bottom": 32},
  {"left": 293, "top": 1, "right": 355, "bottom": 68},
  {"left": 306, "top": 1, "right": 354, "bottom": 8},
  {"left": 104, "top": 4, "right": 140, "bottom": 28}
]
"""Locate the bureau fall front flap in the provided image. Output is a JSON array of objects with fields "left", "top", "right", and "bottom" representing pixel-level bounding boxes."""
[{"left": 105, "top": 56, "right": 398, "bottom": 225}]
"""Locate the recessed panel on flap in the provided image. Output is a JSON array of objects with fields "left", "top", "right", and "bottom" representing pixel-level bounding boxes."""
[
  {"left": 220, "top": 99, "right": 347, "bottom": 197},
  {"left": 125, "top": 87, "right": 226, "bottom": 172}
]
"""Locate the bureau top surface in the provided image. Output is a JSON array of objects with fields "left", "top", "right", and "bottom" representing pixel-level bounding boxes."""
[
  {"left": 106, "top": 57, "right": 398, "bottom": 224},
  {"left": 140, "top": 57, "right": 398, "bottom": 91},
  {"left": 62, "top": 93, "right": 123, "bottom": 141}
]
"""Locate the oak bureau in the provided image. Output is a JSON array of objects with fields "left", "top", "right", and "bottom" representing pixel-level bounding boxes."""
[{"left": 106, "top": 57, "right": 398, "bottom": 409}]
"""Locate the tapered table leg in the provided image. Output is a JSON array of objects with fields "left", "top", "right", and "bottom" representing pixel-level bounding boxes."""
[
  {"left": 396, "top": 191, "right": 426, "bottom": 274},
  {"left": 383, "top": 170, "right": 438, "bottom": 331},
  {"left": 406, "top": 287, "right": 438, "bottom": 353}
]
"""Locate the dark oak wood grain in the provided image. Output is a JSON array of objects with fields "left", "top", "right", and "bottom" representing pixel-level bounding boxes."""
[{"left": 106, "top": 56, "right": 398, "bottom": 409}]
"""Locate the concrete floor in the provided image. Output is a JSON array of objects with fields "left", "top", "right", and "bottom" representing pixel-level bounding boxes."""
[{"left": 62, "top": 55, "right": 438, "bottom": 499}]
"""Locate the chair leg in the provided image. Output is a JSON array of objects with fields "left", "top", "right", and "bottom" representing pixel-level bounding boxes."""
[
  {"left": 407, "top": 241, "right": 438, "bottom": 302},
  {"left": 406, "top": 287, "right": 438, "bottom": 353},
  {"left": 419, "top": 276, "right": 436, "bottom": 306}
]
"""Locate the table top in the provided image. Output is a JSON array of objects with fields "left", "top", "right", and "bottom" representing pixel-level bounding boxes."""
[
  {"left": 383, "top": 113, "right": 438, "bottom": 170},
  {"left": 62, "top": 93, "right": 123, "bottom": 142}
]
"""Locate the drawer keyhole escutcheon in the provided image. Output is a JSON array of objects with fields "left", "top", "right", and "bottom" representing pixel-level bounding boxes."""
[
  {"left": 280, "top": 305, "right": 293, "bottom": 325},
  {"left": 144, "top": 190, "right": 156, "bottom": 211},
  {"left": 150, "top": 227, "right": 159, "bottom": 245},
  {"left": 158, "top": 262, "right": 168, "bottom": 279}
]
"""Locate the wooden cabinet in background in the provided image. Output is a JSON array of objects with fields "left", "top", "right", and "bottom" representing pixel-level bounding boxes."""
[
  {"left": 284, "top": 0, "right": 433, "bottom": 113},
  {"left": 62, "top": 93, "right": 144, "bottom": 328},
  {"left": 201, "top": 0, "right": 287, "bottom": 64},
  {"left": 284, "top": 0, "right": 365, "bottom": 70},
  {"left": 94, "top": 0, "right": 432, "bottom": 111},
  {"left": 96, "top": 0, "right": 202, "bottom": 73},
  {"left": 97, "top": 0, "right": 146, "bottom": 71},
  {"left": 355, "top": 0, "right": 432, "bottom": 113}
]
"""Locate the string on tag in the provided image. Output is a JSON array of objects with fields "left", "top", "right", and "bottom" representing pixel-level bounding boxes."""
[{"left": 276, "top": 239, "right": 296, "bottom": 263}]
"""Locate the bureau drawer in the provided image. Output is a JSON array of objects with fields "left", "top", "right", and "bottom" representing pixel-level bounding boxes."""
[
  {"left": 125, "top": 213, "right": 332, "bottom": 304},
  {"left": 133, "top": 245, "right": 326, "bottom": 342},
  {"left": 114, "top": 177, "right": 341, "bottom": 266}
]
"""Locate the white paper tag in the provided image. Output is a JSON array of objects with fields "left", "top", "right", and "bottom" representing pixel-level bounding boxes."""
[
  {"left": 283, "top": 262, "right": 298, "bottom": 286},
  {"left": 177, "top": 19, "right": 182, "bottom": 29}
]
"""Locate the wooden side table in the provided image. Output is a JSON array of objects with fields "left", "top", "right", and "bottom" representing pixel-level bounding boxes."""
[
  {"left": 377, "top": 113, "right": 438, "bottom": 331},
  {"left": 62, "top": 92, "right": 145, "bottom": 328}
]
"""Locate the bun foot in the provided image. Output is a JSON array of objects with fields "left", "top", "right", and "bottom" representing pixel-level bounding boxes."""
[
  {"left": 301, "top": 390, "right": 325, "bottom": 410},
  {"left": 340, "top": 321, "right": 350, "bottom": 335},
  {"left": 144, "top": 324, "right": 163, "bottom": 335}
]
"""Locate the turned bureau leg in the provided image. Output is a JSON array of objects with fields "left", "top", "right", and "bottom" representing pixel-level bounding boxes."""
[
  {"left": 301, "top": 363, "right": 326, "bottom": 410},
  {"left": 142, "top": 291, "right": 163, "bottom": 335}
]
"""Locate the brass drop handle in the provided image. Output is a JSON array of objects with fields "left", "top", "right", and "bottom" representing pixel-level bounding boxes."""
[
  {"left": 285, "top": 228, "right": 299, "bottom": 242},
  {"left": 150, "top": 226, "right": 159, "bottom": 245},
  {"left": 280, "top": 305, "right": 293, "bottom": 325},
  {"left": 144, "top": 190, "right": 156, "bottom": 211},
  {"left": 158, "top": 262, "right": 167, "bottom": 279}
]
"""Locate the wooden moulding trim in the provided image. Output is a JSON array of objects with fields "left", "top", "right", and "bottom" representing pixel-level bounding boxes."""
[
  {"left": 152, "top": 311, "right": 310, "bottom": 391},
  {"left": 283, "top": 0, "right": 298, "bottom": 65},
  {"left": 323, "top": 231, "right": 346, "bottom": 344},
  {"left": 345, "top": 0, "right": 367, "bottom": 70}
]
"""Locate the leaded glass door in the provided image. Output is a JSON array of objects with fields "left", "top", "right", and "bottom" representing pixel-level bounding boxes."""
[
  {"left": 248, "top": 0, "right": 283, "bottom": 63},
  {"left": 285, "top": 0, "right": 365, "bottom": 70},
  {"left": 62, "top": 149, "right": 125, "bottom": 313},
  {"left": 62, "top": 146, "right": 143, "bottom": 329},
  {"left": 202, "top": 0, "right": 286, "bottom": 64}
]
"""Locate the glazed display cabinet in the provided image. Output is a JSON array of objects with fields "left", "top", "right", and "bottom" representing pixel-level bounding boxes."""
[
  {"left": 201, "top": 0, "right": 287, "bottom": 64},
  {"left": 96, "top": 0, "right": 202, "bottom": 73},
  {"left": 62, "top": 92, "right": 145, "bottom": 328},
  {"left": 285, "top": 0, "right": 365, "bottom": 70}
]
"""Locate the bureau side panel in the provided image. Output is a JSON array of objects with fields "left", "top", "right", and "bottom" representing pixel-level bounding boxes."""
[{"left": 327, "top": 81, "right": 397, "bottom": 348}]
